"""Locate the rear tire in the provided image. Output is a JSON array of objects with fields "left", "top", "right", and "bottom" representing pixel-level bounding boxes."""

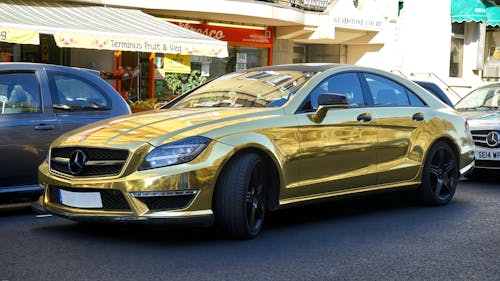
[
  {"left": 214, "top": 153, "right": 267, "bottom": 239},
  {"left": 416, "top": 141, "right": 459, "bottom": 205}
]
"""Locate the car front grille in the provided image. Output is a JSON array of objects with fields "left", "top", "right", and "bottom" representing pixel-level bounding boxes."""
[
  {"left": 48, "top": 186, "right": 130, "bottom": 210},
  {"left": 471, "top": 130, "right": 500, "bottom": 148},
  {"left": 50, "top": 147, "right": 129, "bottom": 177}
]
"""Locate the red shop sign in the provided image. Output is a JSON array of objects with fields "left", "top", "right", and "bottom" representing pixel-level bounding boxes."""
[{"left": 171, "top": 21, "right": 273, "bottom": 47}]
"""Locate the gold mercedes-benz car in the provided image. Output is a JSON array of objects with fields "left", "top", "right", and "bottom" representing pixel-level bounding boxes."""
[{"left": 36, "top": 64, "right": 474, "bottom": 238}]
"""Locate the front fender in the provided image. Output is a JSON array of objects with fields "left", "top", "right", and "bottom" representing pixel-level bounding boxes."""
[{"left": 216, "top": 131, "right": 299, "bottom": 191}]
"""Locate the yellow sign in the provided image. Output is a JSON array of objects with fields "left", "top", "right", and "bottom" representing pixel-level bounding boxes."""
[
  {"left": 0, "top": 27, "right": 39, "bottom": 45},
  {"left": 164, "top": 54, "right": 191, "bottom": 74},
  {"left": 54, "top": 32, "right": 227, "bottom": 57}
]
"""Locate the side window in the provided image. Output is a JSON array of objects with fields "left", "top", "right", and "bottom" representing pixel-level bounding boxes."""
[
  {"left": 406, "top": 89, "right": 426, "bottom": 106},
  {"left": 364, "top": 73, "right": 412, "bottom": 107},
  {"left": 0, "top": 72, "right": 41, "bottom": 115},
  {"left": 47, "top": 71, "right": 110, "bottom": 111},
  {"left": 306, "top": 72, "right": 365, "bottom": 111}
]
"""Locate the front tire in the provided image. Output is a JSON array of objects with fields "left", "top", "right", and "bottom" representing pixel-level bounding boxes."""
[
  {"left": 214, "top": 153, "right": 267, "bottom": 239},
  {"left": 416, "top": 141, "right": 459, "bottom": 205}
]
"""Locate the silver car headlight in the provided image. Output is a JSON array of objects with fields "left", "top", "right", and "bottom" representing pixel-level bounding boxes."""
[{"left": 139, "top": 136, "right": 211, "bottom": 170}]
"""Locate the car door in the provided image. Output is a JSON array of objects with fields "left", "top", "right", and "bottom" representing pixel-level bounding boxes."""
[
  {"left": 0, "top": 70, "right": 62, "bottom": 188},
  {"left": 288, "top": 72, "right": 378, "bottom": 199},
  {"left": 46, "top": 71, "right": 115, "bottom": 133},
  {"left": 360, "top": 72, "right": 430, "bottom": 184}
]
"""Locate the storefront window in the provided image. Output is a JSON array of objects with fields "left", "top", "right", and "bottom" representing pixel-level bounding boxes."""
[
  {"left": 0, "top": 35, "right": 65, "bottom": 65},
  {"left": 199, "top": 46, "right": 269, "bottom": 81},
  {"left": 0, "top": 43, "right": 13, "bottom": 62},
  {"left": 293, "top": 44, "right": 307, "bottom": 63},
  {"left": 449, "top": 23, "right": 465, "bottom": 78}
]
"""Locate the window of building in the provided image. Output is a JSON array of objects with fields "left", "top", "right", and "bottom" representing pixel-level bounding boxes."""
[
  {"left": 293, "top": 44, "right": 307, "bottom": 63},
  {"left": 484, "top": 27, "right": 500, "bottom": 78},
  {"left": 450, "top": 23, "right": 465, "bottom": 78}
]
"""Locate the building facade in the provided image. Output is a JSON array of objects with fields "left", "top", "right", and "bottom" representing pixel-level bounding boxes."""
[{"left": 3, "top": 0, "right": 500, "bottom": 101}]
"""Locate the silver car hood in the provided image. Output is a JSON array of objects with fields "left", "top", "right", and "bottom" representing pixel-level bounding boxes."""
[{"left": 458, "top": 110, "right": 500, "bottom": 130}]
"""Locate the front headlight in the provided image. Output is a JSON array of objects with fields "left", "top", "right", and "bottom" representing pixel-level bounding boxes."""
[{"left": 139, "top": 136, "right": 211, "bottom": 170}]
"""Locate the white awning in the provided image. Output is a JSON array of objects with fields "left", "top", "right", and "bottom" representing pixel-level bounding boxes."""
[{"left": 0, "top": 0, "right": 228, "bottom": 57}]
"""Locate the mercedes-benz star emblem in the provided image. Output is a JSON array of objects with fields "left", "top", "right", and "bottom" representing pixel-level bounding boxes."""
[
  {"left": 68, "top": 150, "right": 87, "bottom": 175},
  {"left": 486, "top": 131, "right": 500, "bottom": 147}
]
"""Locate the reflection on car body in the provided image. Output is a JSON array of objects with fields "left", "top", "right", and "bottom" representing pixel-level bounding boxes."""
[
  {"left": 0, "top": 63, "right": 131, "bottom": 202},
  {"left": 36, "top": 64, "right": 474, "bottom": 238}
]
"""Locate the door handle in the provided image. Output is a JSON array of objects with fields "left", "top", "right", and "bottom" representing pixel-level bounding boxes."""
[
  {"left": 34, "top": 124, "right": 55, "bottom": 131},
  {"left": 357, "top": 113, "right": 372, "bottom": 123},
  {"left": 412, "top": 113, "right": 425, "bottom": 121}
]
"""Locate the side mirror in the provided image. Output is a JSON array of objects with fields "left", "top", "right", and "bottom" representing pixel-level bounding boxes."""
[
  {"left": 309, "top": 93, "right": 349, "bottom": 123},
  {"left": 317, "top": 93, "right": 348, "bottom": 107}
]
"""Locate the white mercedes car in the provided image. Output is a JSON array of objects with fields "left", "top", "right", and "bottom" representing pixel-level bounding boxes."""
[{"left": 455, "top": 83, "right": 500, "bottom": 176}]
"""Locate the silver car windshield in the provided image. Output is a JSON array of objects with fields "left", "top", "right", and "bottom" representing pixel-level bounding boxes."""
[
  {"left": 171, "top": 70, "right": 317, "bottom": 108},
  {"left": 456, "top": 87, "right": 500, "bottom": 110}
]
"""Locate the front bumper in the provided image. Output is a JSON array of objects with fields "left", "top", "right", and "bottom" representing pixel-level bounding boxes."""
[
  {"left": 33, "top": 201, "right": 214, "bottom": 226},
  {"left": 37, "top": 141, "right": 234, "bottom": 225}
]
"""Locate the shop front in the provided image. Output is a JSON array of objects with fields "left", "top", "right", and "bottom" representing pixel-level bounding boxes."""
[
  {"left": 451, "top": 0, "right": 500, "bottom": 81},
  {"left": 169, "top": 20, "right": 273, "bottom": 80},
  {"left": 0, "top": 0, "right": 227, "bottom": 100}
]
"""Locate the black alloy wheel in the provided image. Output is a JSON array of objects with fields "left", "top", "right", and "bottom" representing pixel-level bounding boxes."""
[
  {"left": 245, "top": 162, "right": 266, "bottom": 235},
  {"left": 417, "top": 141, "right": 459, "bottom": 205},
  {"left": 214, "top": 153, "right": 268, "bottom": 239}
]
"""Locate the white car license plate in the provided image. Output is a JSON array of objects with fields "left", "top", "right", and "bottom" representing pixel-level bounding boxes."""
[
  {"left": 475, "top": 149, "right": 500, "bottom": 161},
  {"left": 59, "top": 189, "right": 103, "bottom": 208}
]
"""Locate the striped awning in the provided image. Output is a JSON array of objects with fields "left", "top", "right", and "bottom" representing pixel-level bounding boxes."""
[
  {"left": 486, "top": 0, "right": 500, "bottom": 26},
  {"left": 0, "top": 0, "right": 228, "bottom": 57},
  {"left": 451, "top": 0, "right": 500, "bottom": 27}
]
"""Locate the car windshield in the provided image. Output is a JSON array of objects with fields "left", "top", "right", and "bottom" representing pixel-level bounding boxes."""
[
  {"left": 171, "top": 70, "right": 317, "bottom": 108},
  {"left": 455, "top": 87, "right": 500, "bottom": 110}
]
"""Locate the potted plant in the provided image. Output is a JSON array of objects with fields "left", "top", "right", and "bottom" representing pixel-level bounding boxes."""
[{"left": 165, "top": 70, "right": 207, "bottom": 99}]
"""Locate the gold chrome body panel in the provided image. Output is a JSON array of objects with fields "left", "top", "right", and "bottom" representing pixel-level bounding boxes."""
[{"left": 37, "top": 65, "right": 475, "bottom": 223}]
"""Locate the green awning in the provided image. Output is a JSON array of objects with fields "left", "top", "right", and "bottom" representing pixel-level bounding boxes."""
[
  {"left": 486, "top": 1, "right": 500, "bottom": 26},
  {"left": 451, "top": 0, "right": 487, "bottom": 23}
]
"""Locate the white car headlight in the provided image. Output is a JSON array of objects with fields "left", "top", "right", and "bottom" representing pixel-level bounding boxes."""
[{"left": 139, "top": 136, "right": 211, "bottom": 170}]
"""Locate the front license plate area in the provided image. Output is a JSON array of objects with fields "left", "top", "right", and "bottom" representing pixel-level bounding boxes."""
[
  {"left": 475, "top": 149, "right": 500, "bottom": 161},
  {"left": 59, "top": 189, "right": 103, "bottom": 208}
]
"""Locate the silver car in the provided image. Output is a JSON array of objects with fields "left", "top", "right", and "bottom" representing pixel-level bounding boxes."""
[{"left": 455, "top": 83, "right": 500, "bottom": 175}]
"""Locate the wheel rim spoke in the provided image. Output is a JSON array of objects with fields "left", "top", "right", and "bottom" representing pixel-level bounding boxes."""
[
  {"left": 248, "top": 200, "right": 257, "bottom": 227},
  {"left": 434, "top": 178, "right": 444, "bottom": 196},
  {"left": 429, "top": 165, "right": 440, "bottom": 176},
  {"left": 442, "top": 174, "right": 452, "bottom": 192},
  {"left": 444, "top": 159, "right": 456, "bottom": 174},
  {"left": 246, "top": 165, "right": 265, "bottom": 231}
]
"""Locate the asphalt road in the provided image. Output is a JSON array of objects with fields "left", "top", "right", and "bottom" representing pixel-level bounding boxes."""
[{"left": 1, "top": 178, "right": 499, "bottom": 281}]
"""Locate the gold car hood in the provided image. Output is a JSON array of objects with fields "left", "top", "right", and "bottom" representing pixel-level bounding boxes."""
[{"left": 56, "top": 108, "right": 279, "bottom": 147}]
